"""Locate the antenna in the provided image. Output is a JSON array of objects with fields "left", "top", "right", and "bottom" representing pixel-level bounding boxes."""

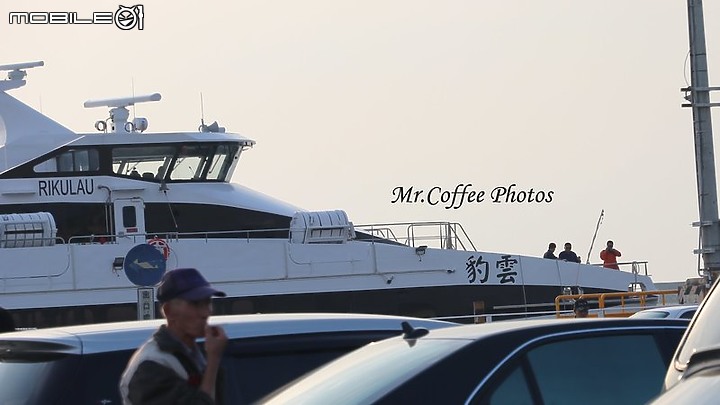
[
  {"left": 199, "top": 92, "right": 206, "bottom": 130},
  {"left": 586, "top": 209, "right": 604, "bottom": 264},
  {"left": 197, "top": 92, "right": 226, "bottom": 133},
  {"left": 131, "top": 77, "right": 136, "bottom": 121},
  {"left": 0, "top": 60, "right": 44, "bottom": 91}
]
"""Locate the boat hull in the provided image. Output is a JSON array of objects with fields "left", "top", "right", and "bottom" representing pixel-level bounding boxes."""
[
  {"left": 0, "top": 237, "right": 654, "bottom": 328},
  {"left": 7, "top": 284, "right": 621, "bottom": 328}
]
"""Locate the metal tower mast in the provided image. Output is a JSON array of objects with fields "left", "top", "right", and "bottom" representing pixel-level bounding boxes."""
[{"left": 685, "top": 0, "right": 720, "bottom": 280}]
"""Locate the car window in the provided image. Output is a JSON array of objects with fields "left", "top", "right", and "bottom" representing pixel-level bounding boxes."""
[
  {"left": 222, "top": 347, "right": 352, "bottom": 403},
  {"left": 486, "top": 364, "right": 534, "bottom": 405},
  {"left": 0, "top": 361, "right": 60, "bottom": 404},
  {"left": 76, "top": 350, "right": 135, "bottom": 404},
  {"left": 0, "top": 354, "right": 80, "bottom": 404},
  {"left": 260, "top": 338, "right": 469, "bottom": 404},
  {"left": 679, "top": 310, "right": 696, "bottom": 320},
  {"left": 218, "top": 330, "right": 419, "bottom": 404},
  {"left": 632, "top": 311, "right": 670, "bottom": 319},
  {"left": 0, "top": 349, "right": 134, "bottom": 405},
  {"left": 477, "top": 334, "right": 671, "bottom": 405}
]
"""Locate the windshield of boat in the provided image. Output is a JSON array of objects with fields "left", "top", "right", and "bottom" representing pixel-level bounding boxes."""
[{"left": 112, "top": 143, "right": 239, "bottom": 181}]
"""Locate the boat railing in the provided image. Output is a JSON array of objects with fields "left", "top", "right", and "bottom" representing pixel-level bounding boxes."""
[
  {"left": 67, "top": 228, "right": 293, "bottom": 245},
  {"left": 585, "top": 260, "right": 650, "bottom": 276},
  {"left": 0, "top": 235, "right": 66, "bottom": 248},
  {"left": 63, "top": 220, "right": 477, "bottom": 250},
  {"left": 356, "top": 221, "right": 477, "bottom": 251},
  {"left": 554, "top": 290, "right": 678, "bottom": 318},
  {"left": 435, "top": 309, "right": 562, "bottom": 324}
]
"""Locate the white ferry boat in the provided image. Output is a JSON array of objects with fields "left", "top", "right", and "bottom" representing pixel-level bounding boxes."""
[{"left": 0, "top": 62, "right": 657, "bottom": 328}]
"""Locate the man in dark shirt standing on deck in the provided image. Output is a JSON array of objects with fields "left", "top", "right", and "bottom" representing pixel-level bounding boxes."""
[
  {"left": 543, "top": 242, "right": 558, "bottom": 259},
  {"left": 558, "top": 242, "right": 581, "bottom": 263}
]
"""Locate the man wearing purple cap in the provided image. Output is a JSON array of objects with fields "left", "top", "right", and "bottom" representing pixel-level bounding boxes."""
[{"left": 120, "top": 268, "right": 228, "bottom": 404}]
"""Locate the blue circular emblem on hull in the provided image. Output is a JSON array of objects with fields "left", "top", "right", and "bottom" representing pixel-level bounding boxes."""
[{"left": 124, "top": 243, "right": 167, "bottom": 286}]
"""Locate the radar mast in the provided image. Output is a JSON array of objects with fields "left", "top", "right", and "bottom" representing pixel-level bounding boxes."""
[
  {"left": 84, "top": 93, "right": 161, "bottom": 133},
  {"left": 0, "top": 61, "right": 44, "bottom": 91}
]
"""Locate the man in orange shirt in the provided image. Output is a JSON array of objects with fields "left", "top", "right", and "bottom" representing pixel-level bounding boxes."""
[{"left": 600, "top": 240, "right": 622, "bottom": 270}]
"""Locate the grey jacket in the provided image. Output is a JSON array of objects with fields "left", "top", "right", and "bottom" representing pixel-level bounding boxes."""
[{"left": 119, "top": 325, "right": 224, "bottom": 404}]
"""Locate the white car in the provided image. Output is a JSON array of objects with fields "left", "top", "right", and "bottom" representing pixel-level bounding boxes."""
[
  {"left": 0, "top": 313, "right": 456, "bottom": 404},
  {"left": 629, "top": 304, "right": 698, "bottom": 320}
]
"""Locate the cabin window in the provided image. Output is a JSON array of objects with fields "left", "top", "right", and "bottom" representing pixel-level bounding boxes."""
[
  {"left": 113, "top": 146, "right": 175, "bottom": 179},
  {"left": 34, "top": 149, "right": 100, "bottom": 173},
  {"left": 111, "top": 143, "right": 239, "bottom": 182},
  {"left": 170, "top": 145, "right": 213, "bottom": 180},
  {"left": 207, "top": 144, "right": 233, "bottom": 180},
  {"left": 122, "top": 206, "right": 137, "bottom": 228}
]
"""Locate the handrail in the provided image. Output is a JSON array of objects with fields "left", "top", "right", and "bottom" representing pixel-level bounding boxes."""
[
  {"left": 554, "top": 289, "right": 678, "bottom": 318},
  {"left": 585, "top": 260, "right": 650, "bottom": 276},
  {"left": 64, "top": 220, "right": 478, "bottom": 251},
  {"left": 358, "top": 221, "right": 477, "bottom": 251}
]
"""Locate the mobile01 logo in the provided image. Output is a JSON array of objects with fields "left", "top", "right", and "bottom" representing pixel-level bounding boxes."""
[{"left": 8, "top": 4, "right": 144, "bottom": 31}]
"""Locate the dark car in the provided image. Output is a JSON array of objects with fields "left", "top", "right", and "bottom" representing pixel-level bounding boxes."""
[
  {"left": 647, "top": 279, "right": 720, "bottom": 404},
  {"left": 0, "top": 313, "right": 456, "bottom": 405},
  {"left": 260, "top": 318, "right": 688, "bottom": 405}
]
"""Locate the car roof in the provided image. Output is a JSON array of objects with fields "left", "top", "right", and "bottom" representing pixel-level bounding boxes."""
[
  {"left": 0, "top": 313, "right": 456, "bottom": 354},
  {"left": 637, "top": 304, "right": 698, "bottom": 312},
  {"left": 412, "top": 318, "right": 689, "bottom": 341},
  {"left": 630, "top": 305, "right": 698, "bottom": 317}
]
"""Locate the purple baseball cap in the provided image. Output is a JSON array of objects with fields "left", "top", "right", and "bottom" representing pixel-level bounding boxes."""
[{"left": 157, "top": 268, "right": 226, "bottom": 303}]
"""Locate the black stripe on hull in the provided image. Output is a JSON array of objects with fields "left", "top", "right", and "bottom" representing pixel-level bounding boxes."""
[{"left": 8, "top": 284, "right": 617, "bottom": 328}]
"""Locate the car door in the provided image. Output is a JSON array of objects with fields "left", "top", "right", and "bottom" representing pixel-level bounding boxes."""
[{"left": 469, "top": 328, "right": 686, "bottom": 405}]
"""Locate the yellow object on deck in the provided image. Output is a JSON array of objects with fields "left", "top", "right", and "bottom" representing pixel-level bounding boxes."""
[{"left": 555, "top": 290, "right": 678, "bottom": 318}]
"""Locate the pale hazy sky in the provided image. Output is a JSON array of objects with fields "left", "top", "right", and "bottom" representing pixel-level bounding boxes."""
[{"left": 3, "top": 1, "right": 719, "bottom": 282}]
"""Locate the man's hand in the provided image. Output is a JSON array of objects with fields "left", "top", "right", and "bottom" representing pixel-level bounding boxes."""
[
  {"left": 201, "top": 325, "right": 227, "bottom": 400},
  {"left": 204, "top": 325, "right": 227, "bottom": 358}
]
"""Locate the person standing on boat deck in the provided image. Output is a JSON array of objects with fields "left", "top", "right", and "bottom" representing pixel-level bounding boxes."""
[
  {"left": 119, "top": 268, "right": 228, "bottom": 405},
  {"left": 600, "top": 240, "right": 622, "bottom": 270},
  {"left": 543, "top": 242, "right": 558, "bottom": 259},
  {"left": 573, "top": 298, "right": 590, "bottom": 318},
  {"left": 558, "top": 242, "right": 581, "bottom": 263}
]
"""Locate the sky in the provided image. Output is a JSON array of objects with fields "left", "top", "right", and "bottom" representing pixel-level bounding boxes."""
[{"left": 2, "top": 0, "right": 719, "bottom": 282}]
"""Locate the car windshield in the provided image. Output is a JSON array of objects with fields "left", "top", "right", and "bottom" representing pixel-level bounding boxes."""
[
  {"left": 261, "top": 337, "right": 469, "bottom": 404},
  {"left": 631, "top": 311, "right": 670, "bottom": 319},
  {"left": 676, "top": 282, "right": 720, "bottom": 366}
]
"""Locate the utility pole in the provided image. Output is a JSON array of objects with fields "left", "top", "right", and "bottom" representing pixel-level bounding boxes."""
[{"left": 684, "top": 0, "right": 720, "bottom": 282}]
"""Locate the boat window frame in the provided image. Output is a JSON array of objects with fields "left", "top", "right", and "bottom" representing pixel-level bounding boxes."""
[
  {"left": 33, "top": 148, "right": 101, "bottom": 174},
  {"left": 112, "top": 142, "right": 240, "bottom": 182}
]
